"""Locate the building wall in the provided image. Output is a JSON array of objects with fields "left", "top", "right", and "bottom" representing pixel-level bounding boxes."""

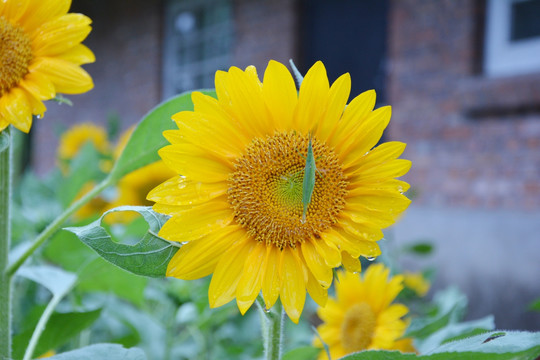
[
  {"left": 388, "top": 0, "right": 540, "bottom": 330},
  {"left": 233, "top": 0, "right": 298, "bottom": 72},
  {"left": 388, "top": 0, "right": 540, "bottom": 210}
]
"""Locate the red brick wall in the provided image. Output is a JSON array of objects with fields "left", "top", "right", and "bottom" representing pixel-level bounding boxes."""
[
  {"left": 388, "top": 0, "right": 540, "bottom": 210},
  {"left": 233, "top": 0, "right": 298, "bottom": 73}
]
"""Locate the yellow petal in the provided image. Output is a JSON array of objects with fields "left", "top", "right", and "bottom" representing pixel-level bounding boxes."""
[
  {"left": 261, "top": 246, "right": 280, "bottom": 309},
  {"left": 301, "top": 240, "right": 332, "bottom": 288},
  {"left": 327, "top": 89, "right": 376, "bottom": 149},
  {"left": 306, "top": 268, "right": 328, "bottom": 307},
  {"left": 21, "top": 88, "right": 46, "bottom": 117},
  {"left": 339, "top": 106, "right": 392, "bottom": 163},
  {"left": 312, "top": 237, "right": 341, "bottom": 268},
  {"left": 33, "top": 14, "right": 92, "bottom": 56},
  {"left": 30, "top": 57, "right": 93, "bottom": 94},
  {"left": 157, "top": 198, "right": 234, "bottom": 242},
  {"left": 19, "top": 71, "right": 55, "bottom": 100},
  {"left": 341, "top": 251, "right": 362, "bottom": 273},
  {"left": 294, "top": 61, "right": 329, "bottom": 134},
  {"left": 350, "top": 159, "right": 412, "bottom": 183},
  {"left": 346, "top": 191, "right": 411, "bottom": 219},
  {"left": 208, "top": 237, "right": 255, "bottom": 308},
  {"left": 262, "top": 60, "right": 298, "bottom": 131},
  {"left": 56, "top": 44, "right": 95, "bottom": 65},
  {"left": 236, "top": 242, "right": 266, "bottom": 314},
  {"left": 166, "top": 225, "right": 245, "bottom": 279},
  {"left": 279, "top": 247, "right": 306, "bottom": 323},
  {"left": 158, "top": 144, "right": 231, "bottom": 183},
  {"left": 346, "top": 141, "right": 407, "bottom": 174},
  {"left": 19, "top": 0, "right": 70, "bottom": 33},
  {"left": 225, "top": 66, "right": 271, "bottom": 138},
  {"left": 316, "top": 72, "right": 350, "bottom": 141},
  {"left": 0, "top": 88, "right": 32, "bottom": 133},
  {"left": 1, "top": 0, "right": 29, "bottom": 22},
  {"left": 147, "top": 176, "right": 227, "bottom": 206},
  {"left": 325, "top": 226, "right": 381, "bottom": 258}
]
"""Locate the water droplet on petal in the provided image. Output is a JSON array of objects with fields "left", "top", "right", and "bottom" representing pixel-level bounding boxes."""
[{"left": 366, "top": 257, "right": 376, "bottom": 262}]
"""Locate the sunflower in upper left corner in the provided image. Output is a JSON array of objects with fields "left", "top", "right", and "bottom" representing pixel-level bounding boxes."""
[{"left": 0, "top": 0, "right": 94, "bottom": 133}]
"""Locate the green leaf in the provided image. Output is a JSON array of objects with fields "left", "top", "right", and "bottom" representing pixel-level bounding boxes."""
[
  {"left": 528, "top": 299, "right": 540, "bottom": 312},
  {"left": 44, "top": 229, "right": 147, "bottom": 305},
  {"left": 12, "top": 309, "right": 102, "bottom": 359},
  {"left": 406, "top": 287, "right": 467, "bottom": 339},
  {"left": 283, "top": 346, "right": 320, "bottom": 360},
  {"left": 416, "top": 315, "right": 495, "bottom": 353},
  {"left": 340, "top": 332, "right": 540, "bottom": 360},
  {"left": 404, "top": 241, "right": 434, "bottom": 256},
  {"left": 108, "top": 90, "right": 216, "bottom": 182},
  {"left": 47, "top": 343, "right": 146, "bottom": 360},
  {"left": 0, "top": 129, "right": 9, "bottom": 152},
  {"left": 65, "top": 206, "right": 178, "bottom": 277},
  {"left": 17, "top": 265, "right": 76, "bottom": 298}
]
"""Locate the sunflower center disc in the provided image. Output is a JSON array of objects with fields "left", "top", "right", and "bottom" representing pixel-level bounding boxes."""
[
  {"left": 228, "top": 132, "right": 348, "bottom": 249},
  {"left": 341, "top": 302, "right": 376, "bottom": 351},
  {"left": 0, "top": 17, "right": 33, "bottom": 97}
]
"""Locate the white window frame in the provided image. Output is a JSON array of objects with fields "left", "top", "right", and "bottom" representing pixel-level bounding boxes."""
[{"left": 484, "top": 0, "right": 540, "bottom": 77}]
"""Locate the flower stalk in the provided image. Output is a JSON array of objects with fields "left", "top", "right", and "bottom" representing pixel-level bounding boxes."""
[
  {"left": 257, "top": 296, "right": 284, "bottom": 360},
  {"left": 0, "top": 127, "right": 13, "bottom": 359}
]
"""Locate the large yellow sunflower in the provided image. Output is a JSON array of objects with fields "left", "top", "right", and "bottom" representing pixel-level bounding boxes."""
[
  {"left": 314, "top": 264, "right": 415, "bottom": 359},
  {"left": 0, "top": 0, "right": 94, "bottom": 133},
  {"left": 148, "top": 60, "right": 411, "bottom": 323}
]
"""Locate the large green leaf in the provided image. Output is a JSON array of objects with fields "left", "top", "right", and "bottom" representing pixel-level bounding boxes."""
[
  {"left": 64, "top": 206, "right": 178, "bottom": 277},
  {"left": 340, "top": 331, "right": 540, "bottom": 360},
  {"left": 108, "top": 90, "right": 216, "bottom": 182},
  {"left": 17, "top": 265, "right": 76, "bottom": 298},
  {"left": 12, "top": 309, "right": 102, "bottom": 359},
  {"left": 44, "top": 229, "right": 147, "bottom": 305},
  {"left": 47, "top": 343, "right": 146, "bottom": 360},
  {"left": 283, "top": 346, "right": 321, "bottom": 360}
]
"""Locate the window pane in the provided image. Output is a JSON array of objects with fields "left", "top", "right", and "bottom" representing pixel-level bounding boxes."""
[{"left": 511, "top": 0, "right": 540, "bottom": 41}]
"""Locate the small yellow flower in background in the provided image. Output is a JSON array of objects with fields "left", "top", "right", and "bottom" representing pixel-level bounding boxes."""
[
  {"left": 72, "top": 181, "right": 109, "bottom": 220},
  {"left": 403, "top": 272, "right": 430, "bottom": 297},
  {"left": 106, "top": 161, "right": 176, "bottom": 223},
  {"left": 148, "top": 60, "right": 411, "bottom": 323},
  {"left": 57, "top": 122, "right": 110, "bottom": 160},
  {"left": 0, "top": 0, "right": 94, "bottom": 133},
  {"left": 37, "top": 349, "right": 55, "bottom": 358},
  {"left": 314, "top": 264, "right": 415, "bottom": 359}
]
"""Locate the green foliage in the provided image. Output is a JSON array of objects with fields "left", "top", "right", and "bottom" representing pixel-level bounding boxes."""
[
  {"left": 404, "top": 242, "right": 434, "bottom": 256},
  {"left": 283, "top": 346, "right": 320, "bottom": 360},
  {"left": 47, "top": 343, "right": 146, "bottom": 360},
  {"left": 528, "top": 299, "right": 540, "bottom": 312},
  {"left": 108, "top": 90, "right": 216, "bottom": 182},
  {"left": 65, "top": 206, "right": 178, "bottom": 277},
  {"left": 12, "top": 309, "right": 102, "bottom": 359}
]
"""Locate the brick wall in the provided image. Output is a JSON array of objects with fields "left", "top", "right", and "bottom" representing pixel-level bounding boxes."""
[
  {"left": 388, "top": 0, "right": 540, "bottom": 210},
  {"left": 233, "top": 0, "right": 298, "bottom": 72}
]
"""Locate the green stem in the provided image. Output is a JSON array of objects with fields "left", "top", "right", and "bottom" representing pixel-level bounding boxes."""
[
  {"left": 256, "top": 296, "right": 284, "bottom": 360},
  {"left": 0, "top": 127, "right": 13, "bottom": 359},
  {"left": 6, "top": 176, "right": 113, "bottom": 277},
  {"left": 22, "top": 292, "right": 64, "bottom": 360}
]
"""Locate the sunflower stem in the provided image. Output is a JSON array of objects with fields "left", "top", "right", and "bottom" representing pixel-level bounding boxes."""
[
  {"left": 256, "top": 295, "right": 284, "bottom": 360},
  {"left": 0, "top": 127, "right": 13, "bottom": 359},
  {"left": 6, "top": 176, "right": 113, "bottom": 277}
]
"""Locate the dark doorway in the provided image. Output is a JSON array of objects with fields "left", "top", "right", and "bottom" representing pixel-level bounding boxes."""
[{"left": 299, "top": 0, "right": 389, "bottom": 103}]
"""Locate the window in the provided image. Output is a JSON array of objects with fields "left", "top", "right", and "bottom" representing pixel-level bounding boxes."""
[
  {"left": 484, "top": 0, "right": 540, "bottom": 77},
  {"left": 162, "top": 0, "right": 233, "bottom": 98}
]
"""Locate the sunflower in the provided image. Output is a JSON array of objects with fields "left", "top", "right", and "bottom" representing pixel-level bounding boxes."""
[
  {"left": 148, "top": 60, "right": 411, "bottom": 323},
  {"left": 0, "top": 0, "right": 94, "bottom": 133},
  {"left": 57, "top": 122, "right": 109, "bottom": 160},
  {"left": 314, "top": 264, "right": 415, "bottom": 359}
]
